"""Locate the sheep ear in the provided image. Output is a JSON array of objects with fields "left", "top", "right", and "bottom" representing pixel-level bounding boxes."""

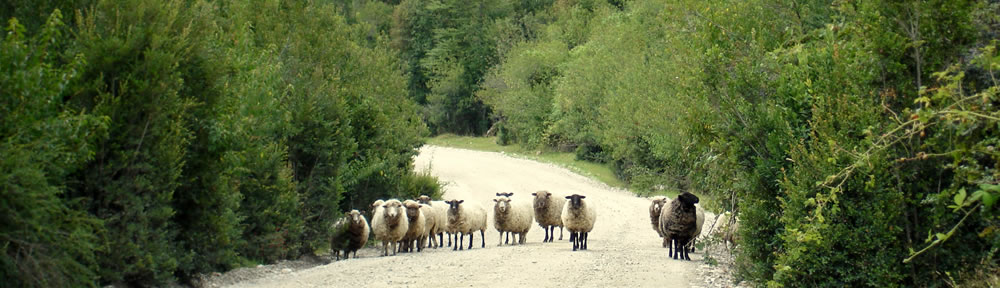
[
  {"left": 496, "top": 193, "right": 502, "bottom": 196},
  {"left": 457, "top": 200, "right": 464, "bottom": 204},
  {"left": 579, "top": 195, "right": 585, "bottom": 199},
  {"left": 508, "top": 193, "right": 514, "bottom": 197},
  {"left": 565, "top": 196, "right": 572, "bottom": 199},
  {"left": 444, "top": 200, "right": 452, "bottom": 205},
  {"left": 531, "top": 193, "right": 537, "bottom": 196},
  {"left": 493, "top": 199, "right": 498, "bottom": 202}
]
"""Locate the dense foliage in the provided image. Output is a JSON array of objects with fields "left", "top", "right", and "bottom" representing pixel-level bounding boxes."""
[
  {"left": 1, "top": 0, "right": 435, "bottom": 286},
  {"left": 475, "top": 0, "right": 1000, "bottom": 286}
]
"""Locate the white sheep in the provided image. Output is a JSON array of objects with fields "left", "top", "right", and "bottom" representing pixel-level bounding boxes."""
[
  {"left": 689, "top": 204, "right": 706, "bottom": 252},
  {"left": 417, "top": 195, "right": 449, "bottom": 247},
  {"left": 532, "top": 190, "right": 565, "bottom": 242},
  {"left": 401, "top": 200, "right": 427, "bottom": 253},
  {"left": 372, "top": 199, "right": 409, "bottom": 256},
  {"left": 493, "top": 193, "right": 533, "bottom": 245},
  {"left": 561, "top": 194, "right": 597, "bottom": 251},
  {"left": 659, "top": 192, "right": 700, "bottom": 260},
  {"left": 445, "top": 199, "right": 487, "bottom": 250},
  {"left": 711, "top": 211, "right": 740, "bottom": 246},
  {"left": 330, "top": 210, "right": 370, "bottom": 260},
  {"left": 649, "top": 196, "right": 670, "bottom": 243},
  {"left": 419, "top": 203, "right": 441, "bottom": 249},
  {"left": 369, "top": 199, "right": 385, "bottom": 230}
]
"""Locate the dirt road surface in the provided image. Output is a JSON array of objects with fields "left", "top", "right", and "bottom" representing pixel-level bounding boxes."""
[{"left": 225, "top": 145, "right": 709, "bottom": 287}]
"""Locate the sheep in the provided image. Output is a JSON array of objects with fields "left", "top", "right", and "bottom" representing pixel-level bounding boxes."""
[
  {"left": 401, "top": 200, "right": 427, "bottom": 253},
  {"left": 369, "top": 199, "right": 385, "bottom": 229},
  {"left": 445, "top": 199, "right": 487, "bottom": 251},
  {"left": 649, "top": 196, "right": 670, "bottom": 244},
  {"left": 657, "top": 202, "right": 705, "bottom": 252},
  {"left": 495, "top": 192, "right": 515, "bottom": 244},
  {"left": 712, "top": 211, "right": 740, "bottom": 246},
  {"left": 372, "top": 199, "right": 409, "bottom": 256},
  {"left": 492, "top": 193, "right": 533, "bottom": 246},
  {"left": 689, "top": 204, "right": 706, "bottom": 253},
  {"left": 419, "top": 203, "right": 441, "bottom": 249},
  {"left": 659, "top": 192, "right": 700, "bottom": 260},
  {"left": 330, "top": 210, "right": 370, "bottom": 260},
  {"left": 532, "top": 190, "right": 565, "bottom": 242},
  {"left": 561, "top": 194, "right": 597, "bottom": 251},
  {"left": 417, "top": 195, "right": 449, "bottom": 247}
]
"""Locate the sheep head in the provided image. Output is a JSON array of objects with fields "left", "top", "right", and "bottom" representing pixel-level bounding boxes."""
[
  {"left": 403, "top": 200, "right": 422, "bottom": 221},
  {"left": 650, "top": 197, "right": 668, "bottom": 215},
  {"left": 565, "top": 194, "right": 586, "bottom": 209},
  {"left": 532, "top": 190, "right": 552, "bottom": 209},
  {"left": 370, "top": 199, "right": 384, "bottom": 214},
  {"left": 383, "top": 200, "right": 403, "bottom": 220},
  {"left": 349, "top": 210, "right": 364, "bottom": 226},
  {"left": 494, "top": 196, "right": 511, "bottom": 214},
  {"left": 417, "top": 195, "right": 432, "bottom": 204},
  {"left": 675, "top": 192, "right": 700, "bottom": 214},
  {"left": 445, "top": 199, "right": 465, "bottom": 214},
  {"left": 677, "top": 192, "right": 699, "bottom": 206}
]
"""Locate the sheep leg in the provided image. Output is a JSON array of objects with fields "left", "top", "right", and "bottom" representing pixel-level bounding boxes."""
[
  {"left": 481, "top": 230, "right": 485, "bottom": 248},
  {"left": 438, "top": 232, "right": 444, "bottom": 248},
  {"left": 498, "top": 231, "right": 504, "bottom": 246},
  {"left": 382, "top": 240, "right": 389, "bottom": 256},
  {"left": 559, "top": 226, "right": 564, "bottom": 241},
  {"left": 571, "top": 232, "right": 578, "bottom": 251},
  {"left": 682, "top": 237, "right": 691, "bottom": 260},
  {"left": 542, "top": 226, "right": 549, "bottom": 242},
  {"left": 468, "top": 232, "right": 474, "bottom": 249},
  {"left": 504, "top": 232, "right": 510, "bottom": 245},
  {"left": 459, "top": 232, "right": 465, "bottom": 250},
  {"left": 391, "top": 241, "right": 398, "bottom": 256},
  {"left": 582, "top": 232, "right": 588, "bottom": 250},
  {"left": 668, "top": 238, "right": 675, "bottom": 259}
]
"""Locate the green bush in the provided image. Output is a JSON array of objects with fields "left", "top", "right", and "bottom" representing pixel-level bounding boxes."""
[
  {"left": 1, "top": 0, "right": 438, "bottom": 285},
  {"left": 0, "top": 12, "right": 106, "bottom": 288}
]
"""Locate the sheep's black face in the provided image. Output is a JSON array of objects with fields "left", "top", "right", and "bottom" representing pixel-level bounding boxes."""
[
  {"left": 445, "top": 199, "right": 464, "bottom": 212},
  {"left": 678, "top": 192, "right": 699, "bottom": 206},
  {"left": 565, "top": 194, "right": 586, "bottom": 208}
]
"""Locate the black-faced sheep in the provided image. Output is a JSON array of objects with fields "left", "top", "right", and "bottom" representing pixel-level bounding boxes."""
[
  {"left": 493, "top": 193, "right": 533, "bottom": 245},
  {"left": 561, "top": 194, "right": 597, "bottom": 251},
  {"left": 400, "top": 200, "right": 428, "bottom": 253},
  {"left": 532, "top": 190, "right": 565, "bottom": 242},
  {"left": 445, "top": 199, "right": 487, "bottom": 251},
  {"left": 417, "top": 195, "right": 449, "bottom": 247},
  {"left": 330, "top": 210, "right": 370, "bottom": 260},
  {"left": 659, "top": 192, "right": 699, "bottom": 260},
  {"left": 372, "top": 199, "right": 409, "bottom": 256}
]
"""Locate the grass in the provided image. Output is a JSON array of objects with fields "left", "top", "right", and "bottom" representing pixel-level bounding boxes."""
[{"left": 424, "top": 134, "right": 627, "bottom": 188}]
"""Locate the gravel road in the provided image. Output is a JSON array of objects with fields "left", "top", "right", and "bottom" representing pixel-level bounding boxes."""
[{"left": 217, "top": 145, "right": 713, "bottom": 288}]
